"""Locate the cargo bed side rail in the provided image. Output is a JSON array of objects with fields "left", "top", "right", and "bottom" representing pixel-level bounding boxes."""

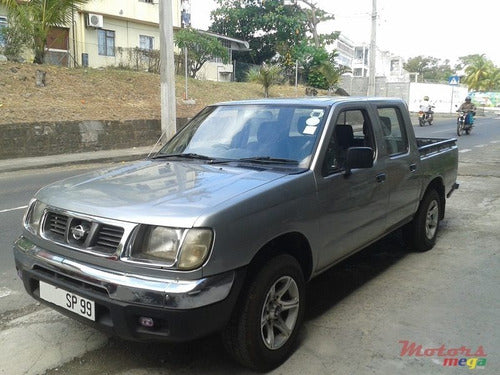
[{"left": 417, "top": 138, "right": 457, "bottom": 158}]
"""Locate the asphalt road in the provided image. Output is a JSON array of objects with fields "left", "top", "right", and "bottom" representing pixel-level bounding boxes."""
[{"left": 0, "top": 116, "right": 499, "bottom": 375}]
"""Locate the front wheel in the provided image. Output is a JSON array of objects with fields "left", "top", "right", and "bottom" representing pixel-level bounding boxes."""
[
  {"left": 419, "top": 117, "right": 424, "bottom": 126},
  {"left": 404, "top": 189, "right": 442, "bottom": 252},
  {"left": 223, "top": 254, "right": 305, "bottom": 371},
  {"left": 457, "top": 121, "right": 464, "bottom": 136}
]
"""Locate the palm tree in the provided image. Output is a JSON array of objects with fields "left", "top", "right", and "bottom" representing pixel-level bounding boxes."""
[
  {"left": 463, "top": 54, "right": 494, "bottom": 91},
  {"left": 482, "top": 67, "right": 500, "bottom": 91},
  {"left": 317, "top": 60, "right": 350, "bottom": 92},
  {"left": 1, "top": 0, "right": 89, "bottom": 64},
  {"left": 247, "top": 64, "right": 283, "bottom": 98}
]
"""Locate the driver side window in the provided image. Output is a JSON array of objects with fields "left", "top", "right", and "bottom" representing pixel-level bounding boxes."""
[{"left": 322, "top": 109, "right": 375, "bottom": 176}]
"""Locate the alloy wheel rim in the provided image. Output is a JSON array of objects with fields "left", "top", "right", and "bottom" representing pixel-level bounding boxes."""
[
  {"left": 260, "top": 276, "right": 300, "bottom": 350},
  {"left": 425, "top": 200, "right": 439, "bottom": 239}
]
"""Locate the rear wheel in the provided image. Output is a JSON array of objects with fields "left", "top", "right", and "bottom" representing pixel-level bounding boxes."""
[
  {"left": 404, "top": 189, "right": 442, "bottom": 252},
  {"left": 223, "top": 254, "right": 305, "bottom": 371}
]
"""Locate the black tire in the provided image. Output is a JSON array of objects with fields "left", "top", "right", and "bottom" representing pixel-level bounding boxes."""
[
  {"left": 419, "top": 118, "right": 424, "bottom": 126},
  {"left": 404, "top": 189, "right": 442, "bottom": 252},
  {"left": 465, "top": 128, "right": 471, "bottom": 135},
  {"left": 222, "top": 254, "right": 305, "bottom": 371},
  {"left": 456, "top": 122, "right": 463, "bottom": 136}
]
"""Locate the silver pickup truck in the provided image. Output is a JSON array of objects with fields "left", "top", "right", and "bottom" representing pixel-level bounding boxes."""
[{"left": 14, "top": 97, "right": 458, "bottom": 371}]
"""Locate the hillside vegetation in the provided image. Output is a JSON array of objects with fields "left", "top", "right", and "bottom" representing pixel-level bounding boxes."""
[{"left": 0, "top": 62, "right": 326, "bottom": 125}]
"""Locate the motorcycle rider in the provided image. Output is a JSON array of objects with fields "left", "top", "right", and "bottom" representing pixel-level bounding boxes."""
[
  {"left": 457, "top": 96, "right": 477, "bottom": 125},
  {"left": 419, "top": 96, "right": 434, "bottom": 124},
  {"left": 419, "top": 96, "right": 433, "bottom": 114}
]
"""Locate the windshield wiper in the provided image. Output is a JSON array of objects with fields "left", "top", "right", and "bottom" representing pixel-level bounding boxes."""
[
  {"left": 151, "top": 153, "right": 212, "bottom": 161},
  {"left": 237, "top": 156, "right": 298, "bottom": 165}
]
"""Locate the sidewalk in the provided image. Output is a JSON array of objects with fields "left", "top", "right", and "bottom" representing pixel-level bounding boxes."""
[{"left": 0, "top": 146, "right": 153, "bottom": 174}]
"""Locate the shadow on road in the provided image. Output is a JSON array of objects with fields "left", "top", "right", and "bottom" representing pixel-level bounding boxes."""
[{"left": 44, "top": 231, "right": 411, "bottom": 375}]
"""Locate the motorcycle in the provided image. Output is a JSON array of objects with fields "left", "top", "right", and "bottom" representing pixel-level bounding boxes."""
[
  {"left": 418, "top": 106, "right": 434, "bottom": 126},
  {"left": 456, "top": 111, "right": 474, "bottom": 136}
]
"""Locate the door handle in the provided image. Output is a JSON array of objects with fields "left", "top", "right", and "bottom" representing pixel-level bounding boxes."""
[
  {"left": 376, "top": 173, "right": 386, "bottom": 183},
  {"left": 409, "top": 163, "right": 417, "bottom": 172}
]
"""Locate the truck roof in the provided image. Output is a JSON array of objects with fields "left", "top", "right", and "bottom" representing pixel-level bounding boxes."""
[{"left": 213, "top": 96, "right": 407, "bottom": 107}]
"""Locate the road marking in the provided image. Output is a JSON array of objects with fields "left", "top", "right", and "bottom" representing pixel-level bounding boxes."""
[
  {"left": 459, "top": 149, "right": 472, "bottom": 153},
  {"left": 0, "top": 205, "right": 28, "bottom": 213},
  {"left": 427, "top": 129, "right": 454, "bottom": 134},
  {"left": 491, "top": 140, "right": 499, "bottom": 144},
  {"left": 474, "top": 144, "right": 487, "bottom": 148}
]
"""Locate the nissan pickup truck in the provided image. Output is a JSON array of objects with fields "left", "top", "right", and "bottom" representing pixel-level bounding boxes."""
[{"left": 14, "top": 97, "right": 459, "bottom": 371}]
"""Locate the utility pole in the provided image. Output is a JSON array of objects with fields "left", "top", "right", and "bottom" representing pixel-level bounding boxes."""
[
  {"left": 367, "top": 0, "right": 377, "bottom": 96},
  {"left": 159, "top": 0, "right": 177, "bottom": 139}
]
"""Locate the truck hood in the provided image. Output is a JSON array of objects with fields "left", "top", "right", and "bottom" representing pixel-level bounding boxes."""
[{"left": 35, "top": 160, "right": 289, "bottom": 227}]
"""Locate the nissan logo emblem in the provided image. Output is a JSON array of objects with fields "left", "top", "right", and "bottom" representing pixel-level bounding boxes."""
[{"left": 71, "top": 224, "right": 88, "bottom": 241}]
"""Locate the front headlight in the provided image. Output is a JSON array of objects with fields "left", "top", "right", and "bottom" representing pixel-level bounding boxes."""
[
  {"left": 130, "top": 226, "right": 213, "bottom": 270},
  {"left": 24, "top": 200, "right": 47, "bottom": 235}
]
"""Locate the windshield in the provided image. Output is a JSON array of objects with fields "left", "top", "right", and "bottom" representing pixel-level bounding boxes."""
[{"left": 157, "top": 104, "right": 328, "bottom": 167}]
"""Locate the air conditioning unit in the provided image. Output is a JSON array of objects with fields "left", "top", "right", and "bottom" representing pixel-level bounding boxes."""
[{"left": 86, "top": 13, "right": 103, "bottom": 28}]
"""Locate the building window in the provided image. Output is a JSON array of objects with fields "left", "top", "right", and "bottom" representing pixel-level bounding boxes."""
[
  {"left": 139, "top": 35, "right": 154, "bottom": 50},
  {"left": 98, "top": 29, "right": 115, "bottom": 56},
  {"left": 0, "top": 16, "right": 7, "bottom": 47},
  {"left": 353, "top": 68, "right": 364, "bottom": 77}
]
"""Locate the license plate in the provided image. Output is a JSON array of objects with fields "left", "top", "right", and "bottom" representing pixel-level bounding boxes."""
[{"left": 39, "top": 281, "right": 95, "bottom": 321}]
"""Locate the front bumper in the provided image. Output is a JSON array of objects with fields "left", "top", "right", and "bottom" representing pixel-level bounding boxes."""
[{"left": 13, "top": 236, "right": 245, "bottom": 342}]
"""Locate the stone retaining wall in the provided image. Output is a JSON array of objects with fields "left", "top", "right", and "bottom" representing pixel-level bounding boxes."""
[{"left": 0, "top": 118, "right": 190, "bottom": 159}]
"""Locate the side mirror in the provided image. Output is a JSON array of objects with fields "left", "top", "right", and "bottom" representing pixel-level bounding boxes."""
[{"left": 344, "top": 147, "right": 374, "bottom": 176}]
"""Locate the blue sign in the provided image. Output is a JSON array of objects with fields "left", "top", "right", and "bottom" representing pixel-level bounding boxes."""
[{"left": 448, "top": 75, "right": 460, "bottom": 85}]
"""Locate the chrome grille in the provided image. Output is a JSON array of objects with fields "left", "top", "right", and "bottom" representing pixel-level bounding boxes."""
[
  {"left": 46, "top": 212, "right": 68, "bottom": 239},
  {"left": 42, "top": 210, "right": 126, "bottom": 256},
  {"left": 96, "top": 225, "right": 124, "bottom": 252}
]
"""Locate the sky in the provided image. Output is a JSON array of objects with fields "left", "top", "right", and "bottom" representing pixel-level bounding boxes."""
[{"left": 190, "top": 0, "right": 500, "bottom": 68}]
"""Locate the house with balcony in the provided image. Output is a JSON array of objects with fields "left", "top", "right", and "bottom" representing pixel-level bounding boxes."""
[{"left": 1, "top": 0, "right": 249, "bottom": 81}]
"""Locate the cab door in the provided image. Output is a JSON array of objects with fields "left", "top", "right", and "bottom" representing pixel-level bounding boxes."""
[
  {"left": 376, "top": 106, "right": 422, "bottom": 228},
  {"left": 315, "top": 106, "right": 389, "bottom": 271}
]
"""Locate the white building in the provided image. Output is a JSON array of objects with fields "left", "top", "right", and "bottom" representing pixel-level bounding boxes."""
[{"left": 351, "top": 44, "right": 408, "bottom": 81}]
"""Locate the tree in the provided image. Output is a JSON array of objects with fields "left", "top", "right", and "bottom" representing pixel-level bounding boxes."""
[
  {"left": 481, "top": 67, "right": 500, "bottom": 91},
  {"left": 317, "top": 55, "right": 351, "bottom": 91},
  {"left": 209, "top": 0, "right": 344, "bottom": 90},
  {"left": 1, "top": 0, "right": 89, "bottom": 64},
  {"left": 462, "top": 54, "right": 494, "bottom": 91},
  {"left": 294, "top": 0, "right": 336, "bottom": 48},
  {"left": 174, "top": 28, "right": 229, "bottom": 78},
  {"left": 210, "top": 0, "right": 308, "bottom": 65},
  {"left": 404, "top": 55, "right": 456, "bottom": 83},
  {"left": 0, "top": 13, "right": 30, "bottom": 61},
  {"left": 246, "top": 64, "right": 283, "bottom": 97}
]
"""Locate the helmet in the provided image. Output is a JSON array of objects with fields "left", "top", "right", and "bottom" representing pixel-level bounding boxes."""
[
  {"left": 423, "top": 96, "right": 429, "bottom": 101},
  {"left": 465, "top": 96, "right": 471, "bottom": 102}
]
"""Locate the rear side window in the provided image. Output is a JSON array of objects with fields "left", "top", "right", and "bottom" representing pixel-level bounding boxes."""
[{"left": 377, "top": 107, "right": 408, "bottom": 155}]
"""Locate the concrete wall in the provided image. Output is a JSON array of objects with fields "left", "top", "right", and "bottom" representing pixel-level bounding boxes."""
[
  {"left": 338, "top": 77, "right": 470, "bottom": 114},
  {"left": 0, "top": 118, "right": 189, "bottom": 160},
  {"left": 339, "top": 76, "right": 410, "bottom": 103},
  {"left": 408, "top": 83, "right": 468, "bottom": 113}
]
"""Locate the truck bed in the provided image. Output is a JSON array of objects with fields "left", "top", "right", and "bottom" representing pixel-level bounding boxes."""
[{"left": 417, "top": 137, "right": 457, "bottom": 157}]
